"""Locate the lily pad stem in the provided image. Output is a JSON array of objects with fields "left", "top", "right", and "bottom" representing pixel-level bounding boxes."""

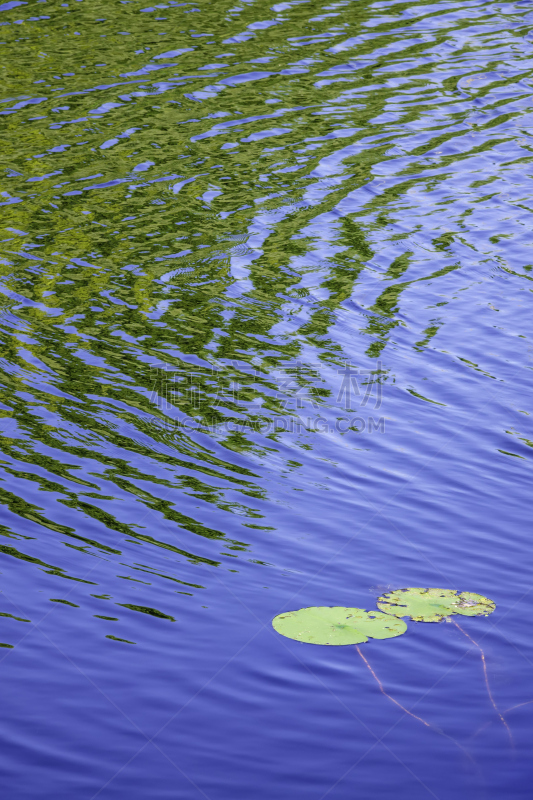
[
  {"left": 453, "top": 620, "right": 513, "bottom": 746},
  {"left": 355, "top": 646, "right": 478, "bottom": 765},
  {"left": 356, "top": 645, "right": 430, "bottom": 727}
]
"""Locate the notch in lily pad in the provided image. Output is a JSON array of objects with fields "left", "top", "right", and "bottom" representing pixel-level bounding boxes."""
[
  {"left": 377, "top": 588, "right": 495, "bottom": 623},
  {"left": 272, "top": 606, "right": 407, "bottom": 645}
]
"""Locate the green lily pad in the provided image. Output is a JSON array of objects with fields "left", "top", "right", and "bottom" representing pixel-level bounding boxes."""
[
  {"left": 452, "top": 591, "right": 496, "bottom": 617},
  {"left": 377, "top": 588, "right": 495, "bottom": 622},
  {"left": 272, "top": 606, "right": 407, "bottom": 645}
]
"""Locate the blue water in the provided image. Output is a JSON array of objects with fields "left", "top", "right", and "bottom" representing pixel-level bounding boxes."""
[{"left": 0, "top": 0, "right": 532, "bottom": 796}]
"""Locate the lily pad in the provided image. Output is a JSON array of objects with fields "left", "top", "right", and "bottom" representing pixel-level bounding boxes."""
[
  {"left": 272, "top": 606, "right": 407, "bottom": 645},
  {"left": 377, "top": 588, "right": 495, "bottom": 622},
  {"left": 452, "top": 591, "right": 496, "bottom": 617}
]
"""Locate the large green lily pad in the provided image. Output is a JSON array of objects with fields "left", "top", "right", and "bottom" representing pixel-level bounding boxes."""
[
  {"left": 272, "top": 606, "right": 407, "bottom": 645},
  {"left": 377, "top": 588, "right": 495, "bottom": 622}
]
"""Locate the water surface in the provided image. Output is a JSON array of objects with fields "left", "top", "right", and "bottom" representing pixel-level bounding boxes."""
[{"left": 1, "top": 0, "right": 533, "bottom": 797}]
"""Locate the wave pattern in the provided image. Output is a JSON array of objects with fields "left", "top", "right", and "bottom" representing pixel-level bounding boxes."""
[{"left": 1, "top": 0, "right": 533, "bottom": 797}]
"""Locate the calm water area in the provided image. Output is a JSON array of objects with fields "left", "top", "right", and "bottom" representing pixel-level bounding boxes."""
[{"left": 0, "top": 0, "right": 532, "bottom": 796}]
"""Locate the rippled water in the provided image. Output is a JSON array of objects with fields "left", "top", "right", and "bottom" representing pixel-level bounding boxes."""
[{"left": 1, "top": 0, "right": 533, "bottom": 796}]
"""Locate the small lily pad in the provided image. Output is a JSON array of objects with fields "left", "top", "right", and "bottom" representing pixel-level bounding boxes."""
[
  {"left": 272, "top": 606, "right": 407, "bottom": 645},
  {"left": 377, "top": 588, "right": 495, "bottom": 622}
]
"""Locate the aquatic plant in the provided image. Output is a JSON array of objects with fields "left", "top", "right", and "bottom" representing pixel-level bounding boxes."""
[
  {"left": 272, "top": 606, "right": 406, "bottom": 645},
  {"left": 272, "top": 589, "right": 504, "bottom": 751},
  {"left": 377, "top": 588, "right": 495, "bottom": 623}
]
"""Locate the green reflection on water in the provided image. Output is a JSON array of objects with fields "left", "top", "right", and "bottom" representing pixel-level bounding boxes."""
[{"left": 0, "top": 0, "right": 531, "bottom": 615}]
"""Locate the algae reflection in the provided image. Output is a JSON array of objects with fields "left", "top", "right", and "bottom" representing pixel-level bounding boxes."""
[{"left": 0, "top": 0, "right": 395, "bottom": 594}]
